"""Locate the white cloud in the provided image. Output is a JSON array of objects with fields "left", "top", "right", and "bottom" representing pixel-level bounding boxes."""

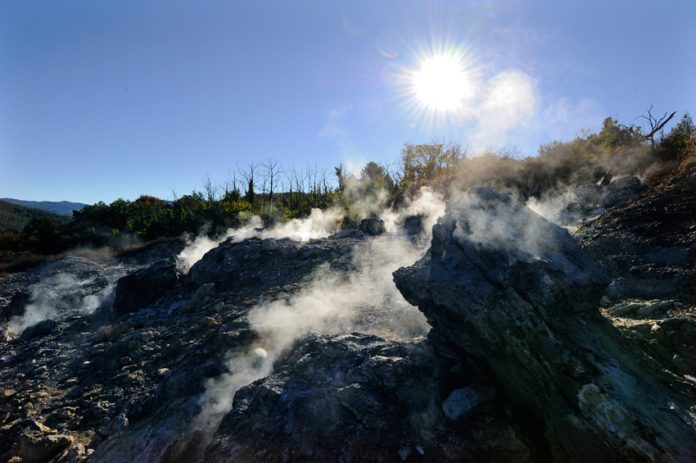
[
  {"left": 469, "top": 70, "right": 538, "bottom": 152},
  {"left": 396, "top": 47, "right": 604, "bottom": 155},
  {"left": 442, "top": 69, "right": 603, "bottom": 155},
  {"left": 479, "top": 94, "right": 606, "bottom": 156}
]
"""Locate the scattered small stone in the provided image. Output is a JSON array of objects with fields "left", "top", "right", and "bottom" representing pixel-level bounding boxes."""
[
  {"left": 398, "top": 447, "right": 411, "bottom": 461},
  {"left": 442, "top": 387, "right": 481, "bottom": 420},
  {"left": 16, "top": 432, "right": 73, "bottom": 463}
]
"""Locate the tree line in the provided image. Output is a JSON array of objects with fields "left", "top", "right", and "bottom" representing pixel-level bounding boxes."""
[{"left": 1, "top": 109, "right": 694, "bottom": 272}]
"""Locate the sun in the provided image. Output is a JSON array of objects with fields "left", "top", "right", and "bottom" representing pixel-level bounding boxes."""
[
  {"left": 391, "top": 43, "right": 480, "bottom": 129},
  {"left": 411, "top": 52, "right": 473, "bottom": 113}
]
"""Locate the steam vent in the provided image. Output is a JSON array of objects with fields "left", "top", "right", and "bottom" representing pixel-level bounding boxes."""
[
  {"left": 1, "top": 161, "right": 695, "bottom": 462},
  {"left": 1, "top": 3, "right": 695, "bottom": 461},
  {"left": 394, "top": 187, "right": 696, "bottom": 461}
]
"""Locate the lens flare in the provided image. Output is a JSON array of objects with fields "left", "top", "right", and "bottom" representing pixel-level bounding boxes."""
[
  {"left": 391, "top": 43, "right": 481, "bottom": 131},
  {"left": 412, "top": 53, "right": 472, "bottom": 113}
]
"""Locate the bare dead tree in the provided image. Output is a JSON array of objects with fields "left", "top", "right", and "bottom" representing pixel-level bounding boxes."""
[
  {"left": 638, "top": 104, "right": 676, "bottom": 146},
  {"left": 283, "top": 170, "right": 293, "bottom": 209},
  {"left": 313, "top": 164, "right": 318, "bottom": 197},
  {"left": 307, "top": 163, "right": 318, "bottom": 200},
  {"left": 291, "top": 166, "right": 306, "bottom": 209},
  {"left": 384, "top": 159, "right": 403, "bottom": 188},
  {"left": 262, "top": 158, "right": 282, "bottom": 214},
  {"left": 334, "top": 163, "right": 346, "bottom": 193},
  {"left": 202, "top": 174, "right": 218, "bottom": 203},
  {"left": 224, "top": 169, "right": 240, "bottom": 199},
  {"left": 259, "top": 173, "right": 268, "bottom": 194},
  {"left": 303, "top": 164, "right": 313, "bottom": 201},
  {"left": 297, "top": 167, "right": 306, "bottom": 194},
  {"left": 321, "top": 168, "right": 328, "bottom": 196},
  {"left": 238, "top": 162, "right": 257, "bottom": 204},
  {"left": 277, "top": 178, "right": 287, "bottom": 196}
]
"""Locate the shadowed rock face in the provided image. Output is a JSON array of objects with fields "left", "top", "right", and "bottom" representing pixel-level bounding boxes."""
[
  {"left": 2, "top": 291, "right": 29, "bottom": 323},
  {"left": 358, "top": 217, "right": 386, "bottom": 236},
  {"left": 578, "top": 165, "right": 696, "bottom": 379},
  {"left": 394, "top": 187, "right": 696, "bottom": 462},
  {"left": 205, "top": 333, "right": 533, "bottom": 463},
  {"left": 187, "top": 236, "right": 359, "bottom": 293},
  {"left": 113, "top": 258, "right": 180, "bottom": 316},
  {"left": 580, "top": 164, "right": 696, "bottom": 303}
]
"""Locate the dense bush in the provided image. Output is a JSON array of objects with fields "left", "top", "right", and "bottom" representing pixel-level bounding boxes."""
[
  {"left": 21, "top": 216, "right": 64, "bottom": 254},
  {"left": 660, "top": 113, "right": 696, "bottom": 162}
]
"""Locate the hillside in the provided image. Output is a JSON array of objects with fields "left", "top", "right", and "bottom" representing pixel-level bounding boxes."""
[
  {"left": 0, "top": 164, "right": 695, "bottom": 461},
  {"left": 0, "top": 200, "right": 65, "bottom": 233},
  {"left": 0, "top": 198, "right": 87, "bottom": 217}
]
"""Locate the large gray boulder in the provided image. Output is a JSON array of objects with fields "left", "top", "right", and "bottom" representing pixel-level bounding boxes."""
[
  {"left": 113, "top": 259, "right": 180, "bottom": 315},
  {"left": 20, "top": 319, "right": 58, "bottom": 340},
  {"left": 394, "top": 187, "right": 696, "bottom": 462},
  {"left": 1, "top": 291, "right": 29, "bottom": 323},
  {"left": 358, "top": 217, "right": 386, "bottom": 236},
  {"left": 187, "top": 237, "right": 358, "bottom": 293},
  {"left": 205, "top": 333, "right": 532, "bottom": 462}
]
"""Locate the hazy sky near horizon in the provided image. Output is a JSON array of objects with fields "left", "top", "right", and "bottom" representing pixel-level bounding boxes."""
[{"left": 1, "top": 0, "right": 694, "bottom": 203}]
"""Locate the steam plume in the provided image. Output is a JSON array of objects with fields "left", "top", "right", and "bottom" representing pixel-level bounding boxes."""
[
  {"left": 191, "top": 188, "right": 445, "bottom": 438},
  {"left": 177, "top": 209, "right": 348, "bottom": 273},
  {"left": 5, "top": 262, "right": 127, "bottom": 337}
]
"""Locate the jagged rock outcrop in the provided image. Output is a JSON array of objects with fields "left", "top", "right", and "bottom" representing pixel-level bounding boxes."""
[
  {"left": 113, "top": 258, "right": 180, "bottom": 315},
  {"left": 2, "top": 178, "right": 695, "bottom": 463},
  {"left": 3, "top": 233, "right": 436, "bottom": 462},
  {"left": 578, "top": 162, "right": 696, "bottom": 381},
  {"left": 187, "top": 236, "right": 359, "bottom": 293},
  {"left": 1, "top": 256, "right": 126, "bottom": 340},
  {"left": 402, "top": 214, "right": 424, "bottom": 236},
  {"left": 0, "top": 245, "right": 185, "bottom": 462},
  {"left": 394, "top": 187, "right": 696, "bottom": 462},
  {"left": 206, "top": 333, "right": 533, "bottom": 463},
  {"left": 20, "top": 319, "right": 58, "bottom": 340},
  {"left": 358, "top": 217, "right": 386, "bottom": 236},
  {"left": 2, "top": 291, "right": 29, "bottom": 323},
  {"left": 579, "top": 164, "right": 696, "bottom": 303},
  {"left": 527, "top": 175, "right": 648, "bottom": 226}
]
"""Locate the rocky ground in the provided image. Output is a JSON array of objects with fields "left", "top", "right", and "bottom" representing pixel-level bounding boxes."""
[
  {"left": 395, "top": 185, "right": 696, "bottom": 461},
  {"left": 0, "top": 165, "right": 695, "bottom": 462},
  {"left": 578, "top": 162, "right": 696, "bottom": 391}
]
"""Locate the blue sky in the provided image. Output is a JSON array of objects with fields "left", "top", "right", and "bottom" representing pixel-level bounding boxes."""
[{"left": 1, "top": 0, "right": 694, "bottom": 203}]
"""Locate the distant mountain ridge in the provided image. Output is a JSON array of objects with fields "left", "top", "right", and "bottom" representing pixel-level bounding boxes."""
[
  {"left": 1, "top": 198, "right": 87, "bottom": 217},
  {"left": 0, "top": 200, "right": 66, "bottom": 233}
]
